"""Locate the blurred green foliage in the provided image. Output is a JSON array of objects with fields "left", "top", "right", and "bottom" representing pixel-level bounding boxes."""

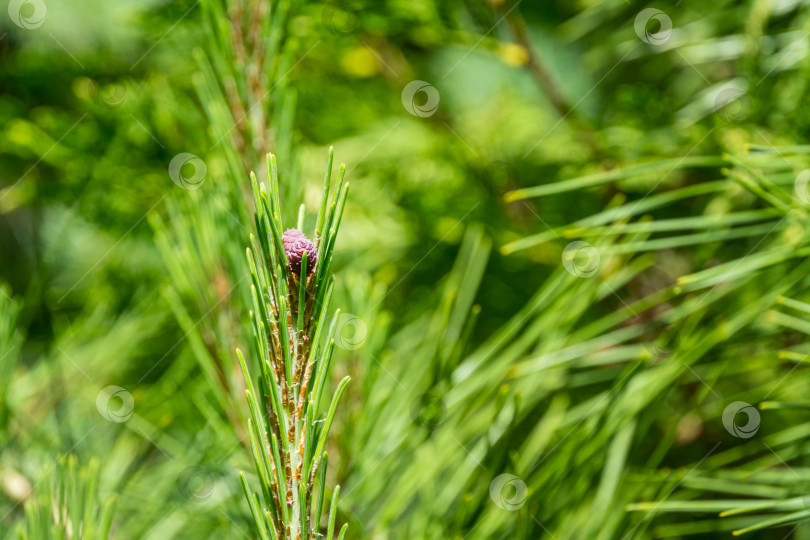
[{"left": 4, "top": 0, "right": 810, "bottom": 538}]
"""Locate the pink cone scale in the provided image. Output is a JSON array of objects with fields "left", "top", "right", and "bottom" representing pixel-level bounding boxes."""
[{"left": 283, "top": 228, "right": 318, "bottom": 276}]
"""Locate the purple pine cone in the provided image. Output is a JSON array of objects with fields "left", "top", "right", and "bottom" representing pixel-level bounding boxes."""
[{"left": 283, "top": 228, "right": 317, "bottom": 276}]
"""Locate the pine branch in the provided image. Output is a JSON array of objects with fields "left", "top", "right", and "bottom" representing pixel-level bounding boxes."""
[
  {"left": 239, "top": 148, "right": 350, "bottom": 539},
  {"left": 18, "top": 456, "right": 116, "bottom": 540}
]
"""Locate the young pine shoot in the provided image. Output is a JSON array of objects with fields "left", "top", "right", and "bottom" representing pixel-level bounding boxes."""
[{"left": 237, "top": 149, "right": 350, "bottom": 540}]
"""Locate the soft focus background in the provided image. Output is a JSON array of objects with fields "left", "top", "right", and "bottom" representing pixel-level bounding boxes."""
[{"left": 3, "top": 0, "right": 810, "bottom": 538}]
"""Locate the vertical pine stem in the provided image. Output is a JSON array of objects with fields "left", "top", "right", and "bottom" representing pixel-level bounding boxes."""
[{"left": 239, "top": 151, "right": 350, "bottom": 539}]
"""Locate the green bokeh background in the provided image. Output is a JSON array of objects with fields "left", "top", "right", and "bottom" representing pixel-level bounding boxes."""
[{"left": 3, "top": 0, "right": 810, "bottom": 538}]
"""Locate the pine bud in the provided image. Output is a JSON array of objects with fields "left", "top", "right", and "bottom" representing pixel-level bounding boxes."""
[{"left": 282, "top": 229, "right": 317, "bottom": 276}]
